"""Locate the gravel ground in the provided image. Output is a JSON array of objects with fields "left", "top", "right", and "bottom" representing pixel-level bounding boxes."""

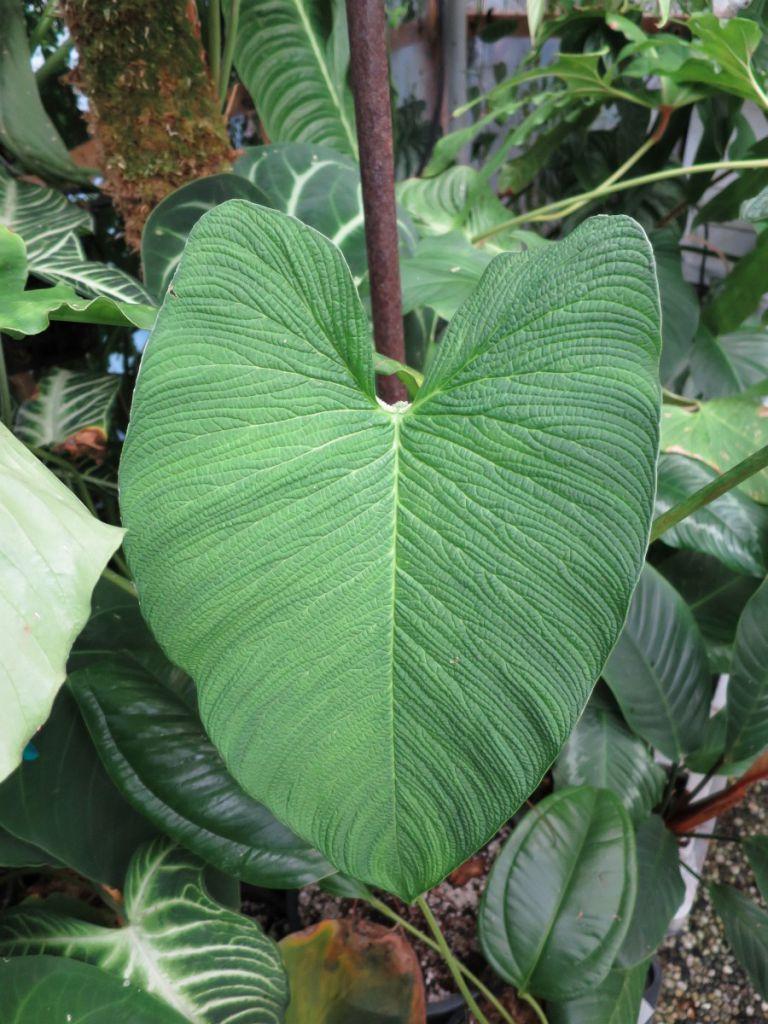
[{"left": 656, "top": 781, "right": 768, "bottom": 1023}]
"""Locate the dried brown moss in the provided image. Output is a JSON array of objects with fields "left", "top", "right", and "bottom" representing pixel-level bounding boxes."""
[{"left": 63, "top": 0, "right": 233, "bottom": 248}]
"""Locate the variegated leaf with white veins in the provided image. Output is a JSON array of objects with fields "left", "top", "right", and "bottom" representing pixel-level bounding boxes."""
[
  {"left": 0, "top": 837, "right": 289, "bottom": 1024},
  {"left": 14, "top": 368, "right": 120, "bottom": 452}
]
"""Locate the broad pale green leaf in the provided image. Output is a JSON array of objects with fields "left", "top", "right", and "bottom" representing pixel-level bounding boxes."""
[
  {"left": 0, "top": 837, "right": 289, "bottom": 1023},
  {"left": 651, "top": 230, "right": 699, "bottom": 387},
  {"left": 710, "top": 883, "right": 768, "bottom": 999},
  {"left": 548, "top": 960, "right": 649, "bottom": 1024},
  {"left": 655, "top": 453, "right": 768, "bottom": 577},
  {"left": 0, "top": 426, "right": 123, "bottom": 782},
  {"left": 527, "top": 0, "right": 547, "bottom": 41},
  {"left": 553, "top": 692, "right": 665, "bottom": 822},
  {"left": 400, "top": 232, "right": 494, "bottom": 321},
  {"left": 745, "top": 835, "right": 768, "bottom": 901},
  {"left": 70, "top": 658, "right": 335, "bottom": 888},
  {"left": 478, "top": 787, "right": 637, "bottom": 1001},
  {"left": 0, "top": 689, "right": 156, "bottom": 884},
  {"left": 603, "top": 564, "right": 712, "bottom": 761},
  {"left": 675, "top": 15, "right": 767, "bottom": 106},
  {"left": 142, "top": 174, "right": 265, "bottom": 301},
  {"left": 661, "top": 388, "right": 768, "bottom": 503},
  {"left": 279, "top": 918, "right": 426, "bottom": 1023},
  {"left": 724, "top": 577, "right": 768, "bottom": 765},
  {"left": 0, "top": 0, "right": 90, "bottom": 183},
  {"left": 616, "top": 816, "right": 683, "bottom": 967},
  {"left": 0, "top": 956, "right": 188, "bottom": 1024},
  {"left": 120, "top": 204, "right": 660, "bottom": 900},
  {"left": 235, "top": 143, "right": 417, "bottom": 281},
  {"left": 0, "top": 167, "right": 150, "bottom": 304},
  {"left": 703, "top": 229, "right": 768, "bottom": 336},
  {"left": 659, "top": 550, "right": 760, "bottom": 672},
  {"left": 14, "top": 368, "right": 120, "bottom": 450},
  {"left": 229, "top": 0, "right": 357, "bottom": 157},
  {"left": 741, "top": 185, "right": 768, "bottom": 223},
  {"left": 691, "top": 324, "right": 768, "bottom": 399}
]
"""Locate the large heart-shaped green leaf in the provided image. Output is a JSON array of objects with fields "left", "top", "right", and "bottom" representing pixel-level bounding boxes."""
[
  {"left": 0, "top": 956, "right": 188, "bottom": 1024},
  {"left": 603, "top": 564, "right": 712, "bottom": 760},
  {"left": 548, "top": 960, "right": 649, "bottom": 1024},
  {"left": 724, "top": 576, "right": 768, "bottom": 765},
  {"left": 655, "top": 453, "right": 768, "bottom": 577},
  {"left": 0, "top": 425, "right": 123, "bottom": 783},
  {"left": 0, "top": 690, "right": 157, "bottom": 885},
  {"left": 478, "top": 787, "right": 637, "bottom": 1001},
  {"left": 119, "top": 203, "right": 660, "bottom": 899},
  {"left": 553, "top": 691, "right": 665, "bottom": 822},
  {"left": 616, "top": 815, "right": 683, "bottom": 967},
  {"left": 0, "top": 837, "right": 289, "bottom": 1023},
  {"left": 229, "top": 0, "right": 357, "bottom": 157},
  {"left": 70, "top": 658, "right": 335, "bottom": 888}
]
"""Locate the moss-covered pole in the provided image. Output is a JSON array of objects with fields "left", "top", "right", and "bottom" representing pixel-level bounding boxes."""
[
  {"left": 346, "top": 0, "right": 407, "bottom": 404},
  {"left": 62, "top": 0, "right": 232, "bottom": 250}
]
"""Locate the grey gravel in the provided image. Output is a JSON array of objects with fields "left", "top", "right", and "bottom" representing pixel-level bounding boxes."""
[{"left": 656, "top": 781, "right": 768, "bottom": 1023}]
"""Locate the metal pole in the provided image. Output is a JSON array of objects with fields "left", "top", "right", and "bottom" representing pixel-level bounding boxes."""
[{"left": 346, "top": 0, "right": 407, "bottom": 404}]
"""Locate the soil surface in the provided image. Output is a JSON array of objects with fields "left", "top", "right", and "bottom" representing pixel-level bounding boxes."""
[{"left": 656, "top": 781, "right": 768, "bottom": 1024}]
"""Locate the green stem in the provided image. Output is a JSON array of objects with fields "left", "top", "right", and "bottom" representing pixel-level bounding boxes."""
[
  {"left": 35, "top": 36, "right": 73, "bottom": 86},
  {"left": 472, "top": 159, "right": 768, "bottom": 243},
  {"left": 101, "top": 566, "right": 137, "bottom": 597},
  {"left": 650, "top": 444, "right": 768, "bottom": 543},
  {"left": 367, "top": 897, "right": 520, "bottom": 1024},
  {"left": 519, "top": 991, "right": 549, "bottom": 1024},
  {"left": 0, "top": 337, "right": 13, "bottom": 429},
  {"left": 219, "top": 0, "right": 241, "bottom": 107},
  {"left": 208, "top": 0, "right": 222, "bottom": 97},
  {"left": 417, "top": 896, "right": 494, "bottom": 1024},
  {"left": 662, "top": 387, "right": 699, "bottom": 409},
  {"left": 29, "top": 0, "right": 57, "bottom": 49}
]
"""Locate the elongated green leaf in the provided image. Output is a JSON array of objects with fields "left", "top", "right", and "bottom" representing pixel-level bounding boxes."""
[
  {"left": 0, "top": 426, "right": 123, "bottom": 782},
  {"left": 70, "top": 658, "right": 335, "bottom": 888},
  {"left": 479, "top": 787, "right": 637, "bottom": 1001},
  {"left": 724, "top": 577, "right": 768, "bottom": 764},
  {"left": 0, "top": 956, "right": 188, "bottom": 1024},
  {"left": 230, "top": 0, "right": 357, "bottom": 156},
  {"left": 617, "top": 816, "right": 683, "bottom": 967},
  {"left": 553, "top": 693, "right": 665, "bottom": 822},
  {"left": 14, "top": 368, "right": 119, "bottom": 450},
  {"left": 651, "top": 230, "right": 700, "bottom": 387},
  {"left": 655, "top": 453, "right": 768, "bottom": 577},
  {"left": 235, "top": 143, "right": 417, "bottom": 281},
  {"left": 548, "top": 960, "right": 649, "bottom": 1024},
  {"left": 120, "top": 205, "right": 660, "bottom": 900},
  {"left": 745, "top": 835, "right": 768, "bottom": 901},
  {"left": 0, "top": 837, "right": 289, "bottom": 1023},
  {"left": 279, "top": 918, "right": 426, "bottom": 1023},
  {"left": 0, "top": 690, "right": 156, "bottom": 884},
  {"left": 661, "top": 388, "right": 768, "bottom": 504},
  {"left": 603, "top": 564, "right": 712, "bottom": 761},
  {"left": 0, "top": 0, "right": 90, "bottom": 183},
  {"left": 691, "top": 324, "right": 768, "bottom": 399},
  {"left": 142, "top": 174, "right": 265, "bottom": 301},
  {"left": 400, "top": 232, "right": 494, "bottom": 321},
  {"left": 704, "top": 229, "right": 768, "bottom": 336},
  {"left": 0, "top": 168, "right": 150, "bottom": 304},
  {"left": 710, "top": 883, "right": 768, "bottom": 999}
]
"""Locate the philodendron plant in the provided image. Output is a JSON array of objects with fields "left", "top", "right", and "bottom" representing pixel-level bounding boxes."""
[{"left": 118, "top": 202, "right": 661, "bottom": 901}]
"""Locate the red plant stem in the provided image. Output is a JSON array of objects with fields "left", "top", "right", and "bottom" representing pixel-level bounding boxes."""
[
  {"left": 669, "top": 752, "right": 768, "bottom": 834},
  {"left": 346, "top": 0, "right": 407, "bottom": 404}
]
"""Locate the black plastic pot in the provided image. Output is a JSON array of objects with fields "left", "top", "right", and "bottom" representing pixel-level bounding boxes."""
[{"left": 426, "top": 992, "right": 468, "bottom": 1023}]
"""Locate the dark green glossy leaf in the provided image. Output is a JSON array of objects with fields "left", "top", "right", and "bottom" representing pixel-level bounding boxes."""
[
  {"left": 0, "top": 827, "right": 59, "bottom": 868},
  {"left": 553, "top": 692, "right": 665, "bottom": 822},
  {"left": 0, "top": 956, "right": 187, "bottom": 1024},
  {"left": 694, "top": 138, "right": 768, "bottom": 226},
  {"left": 651, "top": 230, "right": 699, "bottom": 387},
  {"left": 724, "top": 577, "right": 768, "bottom": 764},
  {"left": 617, "top": 816, "right": 683, "bottom": 967},
  {"left": 704, "top": 229, "right": 768, "bottom": 336},
  {"left": 603, "top": 564, "right": 712, "bottom": 760},
  {"left": 745, "top": 836, "right": 768, "bottom": 901},
  {"left": 70, "top": 658, "right": 334, "bottom": 888},
  {"left": 710, "top": 883, "right": 768, "bottom": 999},
  {"left": 141, "top": 174, "right": 264, "bottom": 301},
  {"left": 0, "top": 690, "right": 156, "bottom": 885},
  {"left": 548, "top": 960, "right": 649, "bottom": 1024},
  {"left": 279, "top": 918, "right": 425, "bottom": 1023},
  {"left": 120, "top": 206, "right": 660, "bottom": 899},
  {"left": 655, "top": 453, "right": 768, "bottom": 577},
  {"left": 478, "top": 787, "right": 637, "bottom": 1001}
]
